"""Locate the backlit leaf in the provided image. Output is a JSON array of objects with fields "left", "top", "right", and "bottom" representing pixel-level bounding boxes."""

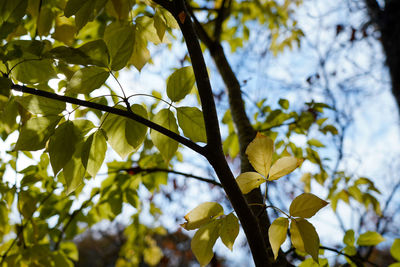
[
  {"left": 10, "top": 58, "right": 57, "bottom": 84},
  {"left": 48, "top": 121, "right": 81, "bottom": 175},
  {"left": 15, "top": 95, "right": 65, "bottom": 115},
  {"left": 63, "top": 142, "right": 85, "bottom": 194},
  {"left": 150, "top": 109, "right": 179, "bottom": 163},
  {"left": 391, "top": 239, "right": 400, "bottom": 261},
  {"left": 104, "top": 22, "right": 134, "bottom": 71},
  {"left": 64, "top": 0, "right": 107, "bottom": 30},
  {"left": 181, "top": 202, "right": 223, "bottom": 230},
  {"left": 219, "top": 213, "right": 239, "bottom": 251},
  {"left": 129, "top": 33, "right": 150, "bottom": 71},
  {"left": 236, "top": 172, "right": 266, "bottom": 194},
  {"left": 269, "top": 217, "right": 289, "bottom": 259},
  {"left": 67, "top": 67, "right": 109, "bottom": 94},
  {"left": 52, "top": 16, "right": 76, "bottom": 45},
  {"left": 269, "top": 156, "right": 303, "bottom": 181},
  {"left": 78, "top": 40, "right": 110, "bottom": 67},
  {"left": 245, "top": 133, "right": 273, "bottom": 177},
  {"left": 81, "top": 129, "right": 107, "bottom": 177},
  {"left": 166, "top": 66, "right": 195, "bottom": 102},
  {"left": 136, "top": 16, "right": 161, "bottom": 45},
  {"left": 15, "top": 116, "right": 61, "bottom": 151},
  {"left": 191, "top": 220, "right": 220, "bottom": 266},
  {"left": 343, "top": 230, "right": 355, "bottom": 246},
  {"left": 143, "top": 245, "right": 163, "bottom": 266},
  {"left": 176, "top": 106, "right": 206, "bottom": 143},
  {"left": 289, "top": 193, "right": 328, "bottom": 218},
  {"left": 125, "top": 104, "right": 148, "bottom": 149},
  {"left": 290, "top": 219, "right": 320, "bottom": 262},
  {"left": 357, "top": 231, "right": 385, "bottom": 246}
]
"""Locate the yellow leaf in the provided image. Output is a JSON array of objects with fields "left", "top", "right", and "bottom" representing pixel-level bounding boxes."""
[
  {"left": 245, "top": 133, "right": 274, "bottom": 177},
  {"left": 289, "top": 193, "right": 328, "bottom": 218},
  {"left": 357, "top": 231, "right": 385, "bottom": 246},
  {"left": 191, "top": 220, "right": 220, "bottom": 266},
  {"left": 219, "top": 213, "right": 239, "bottom": 251},
  {"left": 269, "top": 217, "right": 289, "bottom": 259},
  {"left": 290, "top": 219, "right": 320, "bottom": 262},
  {"left": 236, "top": 172, "right": 266, "bottom": 194},
  {"left": 181, "top": 202, "right": 223, "bottom": 230},
  {"left": 269, "top": 156, "right": 303, "bottom": 181}
]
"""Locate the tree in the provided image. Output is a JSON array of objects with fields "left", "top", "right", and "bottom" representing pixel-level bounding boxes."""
[{"left": 0, "top": 0, "right": 399, "bottom": 266}]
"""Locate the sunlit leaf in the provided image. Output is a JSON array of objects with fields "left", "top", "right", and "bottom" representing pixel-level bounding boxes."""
[
  {"left": 289, "top": 193, "right": 328, "bottom": 218},
  {"left": 191, "top": 220, "right": 220, "bottom": 266},
  {"left": 143, "top": 245, "right": 163, "bottom": 266},
  {"left": 269, "top": 217, "right": 289, "bottom": 259},
  {"left": 166, "top": 66, "right": 195, "bottom": 102},
  {"left": 269, "top": 156, "right": 303, "bottom": 181},
  {"left": 15, "top": 116, "right": 61, "bottom": 151},
  {"left": 81, "top": 129, "right": 107, "bottom": 177},
  {"left": 78, "top": 39, "right": 110, "bottom": 67},
  {"left": 63, "top": 142, "right": 85, "bottom": 194},
  {"left": 391, "top": 239, "right": 400, "bottom": 262},
  {"left": 290, "top": 219, "right": 320, "bottom": 262},
  {"left": 104, "top": 22, "right": 134, "bottom": 71},
  {"left": 245, "top": 133, "right": 273, "bottom": 177},
  {"left": 176, "top": 106, "right": 206, "bottom": 143},
  {"left": 219, "top": 213, "right": 239, "bottom": 251},
  {"left": 67, "top": 66, "right": 109, "bottom": 94},
  {"left": 150, "top": 109, "right": 179, "bottom": 163},
  {"left": 10, "top": 58, "right": 57, "bottom": 84},
  {"left": 357, "top": 231, "right": 385, "bottom": 246},
  {"left": 181, "top": 202, "right": 223, "bottom": 230},
  {"left": 125, "top": 104, "right": 148, "bottom": 149},
  {"left": 343, "top": 230, "right": 355, "bottom": 247},
  {"left": 15, "top": 95, "right": 65, "bottom": 115},
  {"left": 236, "top": 172, "right": 266, "bottom": 194}
]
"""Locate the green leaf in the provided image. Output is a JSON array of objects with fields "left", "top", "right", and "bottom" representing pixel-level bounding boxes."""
[
  {"left": 191, "top": 220, "right": 220, "bottom": 266},
  {"left": 15, "top": 95, "right": 65, "bottom": 115},
  {"left": 15, "top": 116, "right": 61, "bottom": 151},
  {"left": 219, "top": 213, "right": 239, "bottom": 251},
  {"left": 268, "top": 217, "right": 289, "bottom": 259},
  {"left": 166, "top": 66, "right": 195, "bottom": 102},
  {"left": 0, "top": 77, "right": 12, "bottom": 97},
  {"left": 136, "top": 16, "right": 162, "bottom": 45},
  {"left": 104, "top": 22, "right": 135, "bottom": 71},
  {"left": 0, "top": 0, "right": 28, "bottom": 39},
  {"left": 389, "top": 263, "right": 400, "bottom": 267},
  {"left": 356, "top": 231, "right": 385, "bottom": 246},
  {"left": 307, "top": 138, "right": 325, "bottom": 147},
  {"left": 59, "top": 242, "right": 79, "bottom": 262},
  {"left": 236, "top": 171, "right": 266, "bottom": 194},
  {"left": 290, "top": 219, "right": 320, "bottom": 262},
  {"left": 101, "top": 105, "right": 147, "bottom": 159},
  {"left": 64, "top": 0, "right": 107, "bottom": 30},
  {"left": 81, "top": 129, "right": 107, "bottom": 177},
  {"left": 176, "top": 106, "right": 207, "bottom": 143},
  {"left": 37, "top": 6, "right": 54, "bottom": 36},
  {"left": 181, "top": 202, "right": 223, "bottom": 230},
  {"left": 63, "top": 142, "right": 85, "bottom": 194},
  {"left": 11, "top": 58, "right": 56, "bottom": 84},
  {"left": 278, "top": 98, "right": 289, "bottom": 109},
  {"left": 143, "top": 245, "right": 163, "bottom": 266},
  {"left": 245, "top": 133, "right": 274, "bottom": 177},
  {"left": 150, "top": 109, "right": 179, "bottom": 163},
  {"left": 125, "top": 104, "right": 148, "bottom": 149},
  {"left": 289, "top": 193, "right": 328, "bottom": 218},
  {"left": 67, "top": 66, "right": 109, "bottom": 94},
  {"left": 48, "top": 121, "right": 81, "bottom": 175},
  {"left": 78, "top": 39, "right": 110, "bottom": 67},
  {"left": 343, "top": 230, "right": 355, "bottom": 247},
  {"left": 129, "top": 34, "right": 150, "bottom": 71},
  {"left": 391, "top": 239, "right": 400, "bottom": 261},
  {"left": 269, "top": 156, "right": 303, "bottom": 181}
]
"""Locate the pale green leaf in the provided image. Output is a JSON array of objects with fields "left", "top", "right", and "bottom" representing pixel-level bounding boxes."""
[
  {"left": 15, "top": 95, "right": 65, "bottom": 115},
  {"left": 48, "top": 121, "right": 81, "bottom": 174},
  {"left": 289, "top": 193, "right": 328, "bottom": 218},
  {"left": 10, "top": 58, "right": 57, "bottom": 84},
  {"left": 63, "top": 142, "right": 85, "bottom": 194},
  {"left": 15, "top": 116, "right": 61, "bottom": 151},
  {"left": 357, "top": 231, "right": 385, "bottom": 246},
  {"left": 176, "top": 106, "right": 206, "bottom": 143},
  {"left": 191, "top": 220, "right": 220, "bottom": 266},
  {"left": 136, "top": 16, "right": 161, "bottom": 44},
  {"left": 391, "top": 239, "right": 400, "bottom": 261},
  {"left": 269, "top": 156, "right": 303, "bottom": 181},
  {"left": 78, "top": 39, "right": 110, "bottom": 67},
  {"left": 104, "top": 22, "right": 134, "bottom": 71},
  {"left": 125, "top": 104, "right": 148, "bottom": 149},
  {"left": 59, "top": 242, "right": 79, "bottom": 262},
  {"left": 290, "top": 219, "right": 320, "bottom": 262},
  {"left": 166, "top": 66, "right": 195, "bottom": 102},
  {"left": 129, "top": 34, "right": 150, "bottom": 71},
  {"left": 181, "top": 202, "right": 223, "bottom": 230},
  {"left": 389, "top": 263, "right": 400, "bottom": 267},
  {"left": 343, "top": 230, "right": 355, "bottom": 247},
  {"left": 219, "top": 213, "right": 239, "bottom": 251},
  {"left": 150, "top": 109, "right": 179, "bottom": 163},
  {"left": 67, "top": 66, "right": 109, "bottom": 94},
  {"left": 81, "top": 129, "right": 107, "bottom": 177},
  {"left": 269, "top": 217, "right": 289, "bottom": 259},
  {"left": 143, "top": 246, "right": 163, "bottom": 266},
  {"left": 245, "top": 133, "right": 274, "bottom": 177},
  {"left": 236, "top": 172, "right": 266, "bottom": 194},
  {"left": 307, "top": 138, "right": 325, "bottom": 148},
  {"left": 37, "top": 6, "right": 54, "bottom": 36}
]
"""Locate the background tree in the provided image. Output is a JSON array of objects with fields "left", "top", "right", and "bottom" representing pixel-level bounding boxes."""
[{"left": 0, "top": 0, "right": 399, "bottom": 266}]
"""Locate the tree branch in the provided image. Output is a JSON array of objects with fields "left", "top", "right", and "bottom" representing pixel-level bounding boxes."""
[
  {"left": 11, "top": 84, "right": 206, "bottom": 156},
  {"left": 122, "top": 166, "right": 222, "bottom": 187}
]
